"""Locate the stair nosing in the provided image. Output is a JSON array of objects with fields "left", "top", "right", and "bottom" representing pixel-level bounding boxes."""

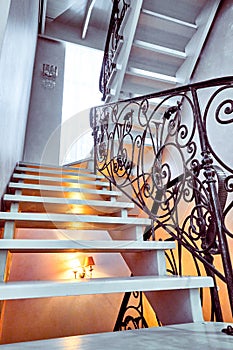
[
  {"left": 15, "top": 166, "right": 104, "bottom": 179},
  {"left": 12, "top": 173, "right": 109, "bottom": 187},
  {"left": 0, "top": 276, "right": 214, "bottom": 300},
  {"left": 127, "top": 67, "right": 177, "bottom": 84},
  {"left": 141, "top": 8, "right": 197, "bottom": 29},
  {"left": 8, "top": 182, "right": 120, "bottom": 196},
  {"left": 133, "top": 39, "right": 186, "bottom": 59},
  {"left": 0, "top": 212, "right": 151, "bottom": 225},
  {"left": 3, "top": 194, "right": 134, "bottom": 208},
  {"left": 18, "top": 162, "right": 93, "bottom": 173},
  {"left": 0, "top": 239, "right": 176, "bottom": 252}
]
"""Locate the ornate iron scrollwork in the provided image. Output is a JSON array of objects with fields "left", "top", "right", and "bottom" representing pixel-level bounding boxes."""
[
  {"left": 91, "top": 76, "right": 233, "bottom": 321},
  {"left": 99, "top": 0, "right": 130, "bottom": 101},
  {"left": 114, "top": 291, "right": 149, "bottom": 331}
]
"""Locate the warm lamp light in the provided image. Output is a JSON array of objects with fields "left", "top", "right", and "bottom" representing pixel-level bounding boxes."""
[
  {"left": 84, "top": 256, "right": 95, "bottom": 267},
  {"left": 84, "top": 256, "right": 95, "bottom": 278},
  {"left": 72, "top": 256, "right": 95, "bottom": 279},
  {"left": 71, "top": 259, "right": 82, "bottom": 279}
]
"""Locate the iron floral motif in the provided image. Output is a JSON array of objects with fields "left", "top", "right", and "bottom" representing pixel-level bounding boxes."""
[{"left": 91, "top": 76, "right": 233, "bottom": 320}]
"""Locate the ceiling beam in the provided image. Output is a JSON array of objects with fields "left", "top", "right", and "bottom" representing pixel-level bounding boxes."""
[{"left": 81, "top": 0, "right": 96, "bottom": 39}]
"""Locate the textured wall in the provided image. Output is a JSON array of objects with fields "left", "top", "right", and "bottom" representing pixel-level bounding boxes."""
[
  {"left": 0, "top": 0, "right": 39, "bottom": 202},
  {"left": 23, "top": 37, "right": 65, "bottom": 165},
  {"left": 192, "top": 0, "right": 233, "bottom": 82}
]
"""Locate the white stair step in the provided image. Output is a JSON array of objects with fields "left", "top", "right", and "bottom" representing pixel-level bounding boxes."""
[
  {"left": 5, "top": 322, "right": 231, "bottom": 350},
  {"left": 8, "top": 182, "right": 120, "bottom": 197},
  {"left": 129, "top": 47, "right": 183, "bottom": 78},
  {"left": 141, "top": 8, "right": 197, "bottom": 30},
  {"left": 121, "top": 73, "right": 176, "bottom": 96},
  {"left": 0, "top": 239, "right": 176, "bottom": 253},
  {"left": 4, "top": 194, "right": 134, "bottom": 210},
  {"left": 136, "top": 13, "right": 195, "bottom": 52},
  {"left": 15, "top": 166, "right": 105, "bottom": 179},
  {"left": 3, "top": 194, "right": 134, "bottom": 215},
  {"left": 18, "top": 162, "right": 93, "bottom": 173},
  {"left": 133, "top": 39, "right": 186, "bottom": 59},
  {"left": 127, "top": 67, "right": 177, "bottom": 84},
  {"left": 0, "top": 212, "right": 151, "bottom": 229},
  {"left": 143, "top": 0, "right": 206, "bottom": 24},
  {"left": 0, "top": 275, "right": 214, "bottom": 300},
  {"left": 12, "top": 173, "right": 109, "bottom": 187}
]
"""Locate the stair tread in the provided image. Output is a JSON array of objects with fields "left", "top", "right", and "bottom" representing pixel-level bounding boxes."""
[
  {"left": 136, "top": 12, "right": 196, "bottom": 52},
  {"left": 0, "top": 239, "right": 176, "bottom": 252},
  {"left": 4, "top": 194, "right": 134, "bottom": 209},
  {"left": 15, "top": 166, "right": 105, "bottom": 179},
  {"left": 0, "top": 212, "right": 150, "bottom": 229},
  {"left": 122, "top": 73, "right": 176, "bottom": 96},
  {"left": 133, "top": 39, "right": 186, "bottom": 58},
  {"left": 18, "top": 162, "right": 94, "bottom": 173},
  {"left": 8, "top": 182, "right": 120, "bottom": 196},
  {"left": 4, "top": 322, "right": 230, "bottom": 350},
  {"left": 141, "top": 8, "right": 197, "bottom": 29},
  {"left": 142, "top": 0, "right": 207, "bottom": 24},
  {"left": 0, "top": 275, "right": 214, "bottom": 300},
  {"left": 12, "top": 173, "right": 109, "bottom": 187},
  {"left": 127, "top": 67, "right": 177, "bottom": 84},
  {"left": 0, "top": 212, "right": 150, "bottom": 224}
]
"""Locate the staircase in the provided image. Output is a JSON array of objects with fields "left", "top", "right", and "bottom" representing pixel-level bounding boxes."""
[
  {"left": 102, "top": 0, "right": 221, "bottom": 102},
  {"left": 0, "top": 161, "right": 215, "bottom": 344}
]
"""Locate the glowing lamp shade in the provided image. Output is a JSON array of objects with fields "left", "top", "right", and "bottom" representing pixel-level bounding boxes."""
[{"left": 84, "top": 256, "right": 95, "bottom": 267}]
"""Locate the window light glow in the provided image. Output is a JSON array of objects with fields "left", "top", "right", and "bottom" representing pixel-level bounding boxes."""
[{"left": 60, "top": 43, "right": 103, "bottom": 165}]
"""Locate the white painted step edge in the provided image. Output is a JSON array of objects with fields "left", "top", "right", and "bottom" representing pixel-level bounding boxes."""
[
  {"left": 12, "top": 173, "right": 109, "bottom": 187},
  {"left": 15, "top": 166, "right": 105, "bottom": 179},
  {"left": 127, "top": 67, "right": 177, "bottom": 84},
  {"left": 3, "top": 194, "right": 135, "bottom": 209},
  {"left": 0, "top": 239, "right": 176, "bottom": 252},
  {"left": 0, "top": 212, "right": 151, "bottom": 225},
  {"left": 133, "top": 39, "right": 186, "bottom": 59},
  {"left": 0, "top": 276, "right": 214, "bottom": 300},
  {"left": 8, "top": 182, "right": 120, "bottom": 196},
  {"left": 18, "top": 162, "right": 93, "bottom": 173},
  {"left": 141, "top": 8, "right": 197, "bottom": 29}
]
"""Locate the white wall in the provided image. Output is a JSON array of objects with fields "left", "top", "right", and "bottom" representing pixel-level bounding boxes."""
[
  {"left": 0, "top": 0, "right": 39, "bottom": 204},
  {"left": 0, "top": 1, "right": 11, "bottom": 55},
  {"left": 23, "top": 37, "right": 65, "bottom": 165},
  {"left": 192, "top": 0, "right": 233, "bottom": 82}
]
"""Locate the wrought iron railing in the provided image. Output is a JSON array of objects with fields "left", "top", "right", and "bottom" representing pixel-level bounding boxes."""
[
  {"left": 114, "top": 290, "right": 149, "bottom": 331},
  {"left": 90, "top": 76, "right": 233, "bottom": 321},
  {"left": 99, "top": 0, "right": 130, "bottom": 101}
]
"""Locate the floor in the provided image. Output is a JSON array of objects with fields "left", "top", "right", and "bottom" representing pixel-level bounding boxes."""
[{"left": 0, "top": 322, "right": 232, "bottom": 349}]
